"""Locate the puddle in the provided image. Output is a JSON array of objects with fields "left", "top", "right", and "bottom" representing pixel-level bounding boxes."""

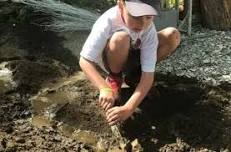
[
  {"left": 31, "top": 91, "right": 75, "bottom": 118},
  {"left": 31, "top": 72, "right": 87, "bottom": 117},
  {"left": 72, "top": 130, "right": 98, "bottom": 145},
  {"left": 31, "top": 115, "right": 102, "bottom": 149},
  {"left": 0, "top": 62, "right": 15, "bottom": 94},
  {"left": 30, "top": 72, "right": 125, "bottom": 150},
  {"left": 31, "top": 115, "right": 55, "bottom": 128}
]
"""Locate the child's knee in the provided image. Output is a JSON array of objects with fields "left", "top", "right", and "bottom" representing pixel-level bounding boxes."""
[
  {"left": 166, "top": 27, "right": 181, "bottom": 46},
  {"left": 158, "top": 27, "right": 180, "bottom": 51},
  {"left": 109, "top": 31, "right": 130, "bottom": 51}
]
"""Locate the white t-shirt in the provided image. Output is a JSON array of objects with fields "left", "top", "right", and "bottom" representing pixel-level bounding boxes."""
[{"left": 80, "top": 6, "right": 158, "bottom": 72}]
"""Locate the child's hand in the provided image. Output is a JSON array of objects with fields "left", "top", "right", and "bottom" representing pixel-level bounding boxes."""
[
  {"left": 99, "top": 88, "right": 115, "bottom": 111},
  {"left": 106, "top": 105, "right": 134, "bottom": 126}
]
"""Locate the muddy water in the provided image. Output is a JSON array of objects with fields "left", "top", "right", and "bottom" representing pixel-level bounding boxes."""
[
  {"left": 0, "top": 62, "right": 15, "bottom": 94},
  {"left": 30, "top": 72, "right": 128, "bottom": 151},
  {"left": 30, "top": 71, "right": 231, "bottom": 151}
]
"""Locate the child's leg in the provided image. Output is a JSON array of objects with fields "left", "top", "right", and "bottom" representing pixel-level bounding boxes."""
[
  {"left": 102, "top": 31, "right": 130, "bottom": 96},
  {"left": 157, "top": 27, "right": 181, "bottom": 62},
  {"left": 104, "top": 31, "right": 130, "bottom": 74},
  {"left": 124, "top": 27, "right": 181, "bottom": 88}
]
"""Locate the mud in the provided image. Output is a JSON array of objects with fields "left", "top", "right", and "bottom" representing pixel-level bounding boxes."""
[
  {"left": 120, "top": 76, "right": 231, "bottom": 151},
  {"left": 0, "top": 21, "right": 231, "bottom": 151}
]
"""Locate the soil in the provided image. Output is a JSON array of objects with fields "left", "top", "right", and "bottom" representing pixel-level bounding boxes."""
[{"left": 0, "top": 21, "right": 231, "bottom": 151}]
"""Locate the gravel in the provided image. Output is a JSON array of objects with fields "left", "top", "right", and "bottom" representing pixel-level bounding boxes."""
[{"left": 156, "top": 26, "right": 231, "bottom": 88}]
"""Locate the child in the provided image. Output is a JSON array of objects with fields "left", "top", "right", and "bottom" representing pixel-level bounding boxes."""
[{"left": 79, "top": 0, "right": 181, "bottom": 125}]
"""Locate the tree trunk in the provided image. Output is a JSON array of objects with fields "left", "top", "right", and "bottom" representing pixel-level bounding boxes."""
[{"left": 200, "top": 0, "right": 231, "bottom": 30}]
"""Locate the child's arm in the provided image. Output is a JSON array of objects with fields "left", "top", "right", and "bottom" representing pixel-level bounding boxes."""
[
  {"left": 79, "top": 57, "right": 116, "bottom": 110},
  {"left": 106, "top": 72, "right": 154, "bottom": 125},
  {"left": 125, "top": 72, "right": 154, "bottom": 110}
]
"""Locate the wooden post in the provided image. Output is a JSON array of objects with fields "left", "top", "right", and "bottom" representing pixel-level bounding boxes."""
[
  {"left": 188, "top": 0, "right": 192, "bottom": 35},
  {"left": 200, "top": 0, "right": 231, "bottom": 30},
  {"left": 178, "top": 0, "right": 192, "bottom": 36}
]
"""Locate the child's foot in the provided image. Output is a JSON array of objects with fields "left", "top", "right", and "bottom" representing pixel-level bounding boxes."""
[{"left": 105, "top": 75, "right": 123, "bottom": 99}]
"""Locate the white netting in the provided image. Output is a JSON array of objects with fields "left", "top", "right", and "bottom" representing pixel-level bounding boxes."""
[{"left": 20, "top": 0, "right": 99, "bottom": 31}]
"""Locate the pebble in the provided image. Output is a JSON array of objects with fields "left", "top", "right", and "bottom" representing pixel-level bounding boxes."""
[{"left": 15, "top": 137, "right": 25, "bottom": 144}]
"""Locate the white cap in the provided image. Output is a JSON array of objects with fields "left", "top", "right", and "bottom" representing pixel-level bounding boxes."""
[{"left": 125, "top": 0, "right": 158, "bottom": 17}]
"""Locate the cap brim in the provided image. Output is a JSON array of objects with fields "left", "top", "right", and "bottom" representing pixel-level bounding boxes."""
[{"left": 125, "top": 1, "right": 158, "bottom": 17}]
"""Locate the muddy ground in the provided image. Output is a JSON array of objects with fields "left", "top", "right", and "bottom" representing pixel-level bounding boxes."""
[{"left": 0, "top": 19, "right": 231, "bottom": 152}]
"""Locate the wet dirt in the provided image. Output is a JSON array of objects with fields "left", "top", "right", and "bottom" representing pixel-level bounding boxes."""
[
  {"left": 120, "top": 75, "right": 231, "bottom": 151},
  {"left": 0, "top": 22, "right": 231, "bottom": 152},
  {"left": 30, "top": 76, "right": 128, "bottom": 151}
]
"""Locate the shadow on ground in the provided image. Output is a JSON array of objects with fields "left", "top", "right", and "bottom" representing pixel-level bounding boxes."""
[{"left": 120, "top": 75, "right": 231, "bottom": 151}]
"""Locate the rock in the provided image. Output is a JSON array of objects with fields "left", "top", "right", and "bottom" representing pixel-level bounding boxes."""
[
  {"left": 15, "top": 137, "right": 25, "bottom": 143},
  {"left": 131, "top": 139, "right": 143, "bottom": 152},
  {"left": 52, "top": 136, "right": 62, "bottom": 142},
  {"left": 1, "top": 138, "right": 7, "bottom": 149},
  {"left": 4, "top": 126, "right": 14, "bottom": 134},
  {"left": 96, "top": 139, "right": 108, "bottom": 152}
]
